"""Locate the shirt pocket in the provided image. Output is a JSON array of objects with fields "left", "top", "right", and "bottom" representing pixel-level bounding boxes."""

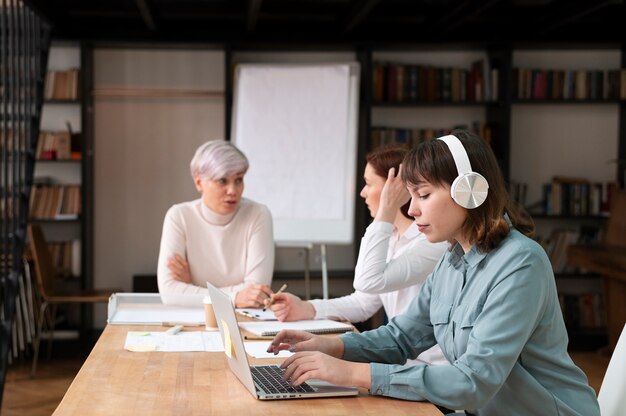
[
  {"left": 430, "top": 300, "right": 452, "bottom": 354},
  {"left": 430, "top": 300, "right": 452, "bottom": 325},
  {"left": 452, "top": 303, "right": 484, "bottom": 358}
]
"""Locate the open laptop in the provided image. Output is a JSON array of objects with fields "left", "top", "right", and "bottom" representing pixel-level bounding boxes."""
[{"left": 207, "top": 282, "right": 359, "bottom": 400}]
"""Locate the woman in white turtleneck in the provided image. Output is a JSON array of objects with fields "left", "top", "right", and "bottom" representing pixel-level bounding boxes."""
[{"left": 157, "top": 140, "right": 275, "bottom": 307}]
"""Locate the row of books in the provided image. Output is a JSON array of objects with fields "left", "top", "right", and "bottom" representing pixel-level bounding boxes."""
[
  {"left": 559, "top": 293, "right": 605, "bottom": 329},
  {"left": 542, "top": 179, "right": 618, "bottom": 217},
  {"left": 537, "top": 226, "right": 603, "bottom": 274},
  {"left": 372, "top": 60, "right": 498, "bottom": 103},
  {"left": 46, "top": 240, "right": 81, "bottom": 277},
  {"left": 36, "top": 131, "right": 81, "bottom": 160},
  {"left": 513, "top": 68, "right": 626, "bottom": 100},
  {"left": 370, "top": 121, "right": 492, "bottom": 149},
  {"left": 44, "top": 68, "right": 80, "bottom": 100},
  {"left": 29, "top": 184, "right": 81, "bottom": 220}
]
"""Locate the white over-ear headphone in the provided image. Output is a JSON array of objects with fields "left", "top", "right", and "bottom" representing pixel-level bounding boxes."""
[{"left": 437, "top": 134, "right": 489, "bottom": 209}]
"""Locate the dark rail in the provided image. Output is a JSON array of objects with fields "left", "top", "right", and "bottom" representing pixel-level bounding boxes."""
[{"left": 0, "top": 0, "right": 49, "bottom": 405}]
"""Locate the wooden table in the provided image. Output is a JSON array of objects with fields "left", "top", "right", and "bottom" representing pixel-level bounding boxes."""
[{"left": 54, "top": 324, "right": 443, "bottom": 415}]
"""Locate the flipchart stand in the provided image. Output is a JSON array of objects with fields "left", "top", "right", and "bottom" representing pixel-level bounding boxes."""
[{"left": 276, "top": 242, "right": 330, "bottom": 300}]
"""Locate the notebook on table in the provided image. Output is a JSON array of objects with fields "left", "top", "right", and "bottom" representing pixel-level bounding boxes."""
[
  {"left": 239, "top": 319, "right": 354, "bottom": 337},
  {"left": 207, "top": 282, "right": 359, "bottom": 400}
]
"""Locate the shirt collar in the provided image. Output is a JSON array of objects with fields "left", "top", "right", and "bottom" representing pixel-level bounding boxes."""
[
  {"left": 447, "top": 214, "right": 511, "bottom": 268},
  {"left": 448, "top": 242, "right": 488, "bottom": 268}
]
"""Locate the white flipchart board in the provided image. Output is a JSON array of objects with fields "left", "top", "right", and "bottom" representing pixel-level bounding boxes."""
[{"left": 231, "top": 63, "right": 360, "bottom": 245}]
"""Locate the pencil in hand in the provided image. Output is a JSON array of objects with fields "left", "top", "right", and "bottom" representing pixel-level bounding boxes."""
[{"left": 263, "top": 283, "right": 288, "bottom": 312}]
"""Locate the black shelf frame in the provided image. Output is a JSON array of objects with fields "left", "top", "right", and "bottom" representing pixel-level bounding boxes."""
[
  {"left": 30, "top": 217, "right": 81, "bottom": 223},
  {"left": 531, "top": 214, "right": 609, "bottom": 220},
  {"left": 372, "top": 101, "right": 502, "bottom": 107},
  {"left": 512, "top": 99, "right": 622, "bottom": 105},
  {"left": 35, "top": 158, "right": 81, "bottom": 163},
  {"left": 43, "top": 99, "right": 80, "bottom": 105},
  {"left": 554, "top": 272, "right": 601, "bottom": 280}
]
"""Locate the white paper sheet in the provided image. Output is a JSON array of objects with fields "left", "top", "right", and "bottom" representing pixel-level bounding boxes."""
[{"left": 124, "top": 331, "right": 224, "bottom": 352}]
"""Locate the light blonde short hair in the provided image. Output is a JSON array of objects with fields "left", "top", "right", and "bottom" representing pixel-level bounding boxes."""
[{"left": 190, "top": 140, "right": 249, "bottom": 180}]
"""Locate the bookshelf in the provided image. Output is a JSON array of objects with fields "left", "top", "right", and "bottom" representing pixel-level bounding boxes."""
[
  {"left": 364, "top": 48, "right": 511, "bottom": 179},
  {"left": 33, "top": 41, "right": 93, "bottom": 329},
  {"left": 509, "top": 48, "right": 625, "bottom": 349},
  {"left": 367, "top": 49, "right": 495, "bottom": 143}
]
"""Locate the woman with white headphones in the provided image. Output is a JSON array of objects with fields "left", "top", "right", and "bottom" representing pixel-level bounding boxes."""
[{"left": 267, "top": 130, "right": 600, "bottom": 416}]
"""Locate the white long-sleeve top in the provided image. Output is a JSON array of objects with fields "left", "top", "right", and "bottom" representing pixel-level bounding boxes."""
[
  {"left": 353, "top": 221, "right": 448, "bottom": 294},
  {"left": 157, "top": 198, "right": 274, "bottom": 304},
  {"left": 310, "top": 221, "right": 449, "bottom": 365}
]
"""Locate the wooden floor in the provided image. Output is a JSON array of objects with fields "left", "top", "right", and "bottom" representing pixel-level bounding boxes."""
[
  {"left": 2, "top": 358, "right": 83, "bottom": 416},
  {"left": 1, "top": 351, "right": 610, "bottom": 415}
]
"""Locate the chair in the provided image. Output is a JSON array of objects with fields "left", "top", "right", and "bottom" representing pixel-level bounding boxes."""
[
  {"left": 27, "top": 224, "right": 120, "bottom": 376},
  {"left": 598, "top": 323, "right": 626, "bottom": 416}
]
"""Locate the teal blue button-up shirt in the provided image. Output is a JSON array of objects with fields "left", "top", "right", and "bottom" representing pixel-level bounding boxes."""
[{"left": 341, "top": 229, "right": 600, "bottom": 416}]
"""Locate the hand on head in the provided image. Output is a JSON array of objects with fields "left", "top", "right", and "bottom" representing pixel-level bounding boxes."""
[
  {"left": 263, "top": 292, "right": 315, "bottom": 321},
  {"left": 235, "top": 284, "right": 273, "bottom": 308},
  {"left": 376, "top": 164, "right": 410, "bottom": 223},
  {"left": 167, "top": 254, "right": 191, "bottom": 283}
]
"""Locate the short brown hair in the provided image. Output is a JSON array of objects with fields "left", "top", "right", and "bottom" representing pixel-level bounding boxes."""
[
  {"left": 401, "top": 130, "right": 534, "bottom": 252},
  {"left": 366, "top": 144, "right": 411, "bottom": 219}
]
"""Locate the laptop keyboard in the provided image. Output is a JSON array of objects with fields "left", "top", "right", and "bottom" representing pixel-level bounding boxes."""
[{"left": 251, "top": 365, "right": 315, "bottom": 394}]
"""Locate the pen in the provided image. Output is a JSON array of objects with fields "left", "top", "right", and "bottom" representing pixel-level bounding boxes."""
[
  {"left": 162, "top": 322, "right": 203, "bottom": 327},
  {"left": 244, "top": 335, "right": 274, "bottom": 341},
  {"left": 263, "top": 283, "right": 288, "bottom": 312},
  {"left": 165, "top": 324, "right": 184, "bottom": 335}
]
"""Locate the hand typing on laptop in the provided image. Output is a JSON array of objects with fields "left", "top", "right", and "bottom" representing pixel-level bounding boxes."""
[
  {"left": 207, "top": 280, "right": 358, "bottom": 400},
  {"left": 267, "top": 329, "right": 342, "bottom": 355},
  {"left": 267, "top": 330, "right": 371, "bottom": 389}
]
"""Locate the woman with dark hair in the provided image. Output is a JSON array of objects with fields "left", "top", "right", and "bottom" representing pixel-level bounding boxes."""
[
  {"left": 266, "top": 144, "right": 448, "bottom": 365},
  {"left": 268, "top": 131, "right": 600, "bottom": 416}
]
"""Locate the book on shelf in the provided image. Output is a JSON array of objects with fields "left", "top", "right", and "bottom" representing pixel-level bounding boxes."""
[
  {"left": 44, "top": 68, "right": 80, "bottom": 100},
  {"left": 541, "top": 178, "right": 617, "bottom": 217},
  {"left": 372, "top": 59, "right": 498, "bottom": 103},
  {"left": 36, "top": 128, "right": 80, "bottom": 160},
  {"left": 43, "top": 239, "right": 80, "bottom": 277},
  {"left": 370, "top": 121, "right": 492, "bottom": 150},
  {"left": 548, "top": 228, "right": 580, "bottom": 273},
  {"left": 29, "top": 184, "right": 81, "bottom": 220},
  {"left": 559, "top": 292, "right": 605, "bottom": 329},
  {"left": 537, "top": 225, "right": 602, "bottom": 275},
  {"left": 513, "top": 67, "right": 626, "bottom": 100}
]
